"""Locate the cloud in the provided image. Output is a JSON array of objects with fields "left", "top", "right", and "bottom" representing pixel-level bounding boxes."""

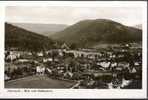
[{"left": 6, "top": 6, "right": 142, "bottom": 26}]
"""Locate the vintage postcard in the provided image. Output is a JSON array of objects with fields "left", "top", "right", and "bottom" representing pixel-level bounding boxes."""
[{"left": 0, "top": 1, "right": 147, "bottom": 99}]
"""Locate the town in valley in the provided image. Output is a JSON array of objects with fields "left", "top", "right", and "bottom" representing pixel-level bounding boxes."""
[
  {"left": 5, "top": 6, "right": 143, "bottom": 89},
  {"left": 5, "top": 42, "right": 142, "bottom": 89}
]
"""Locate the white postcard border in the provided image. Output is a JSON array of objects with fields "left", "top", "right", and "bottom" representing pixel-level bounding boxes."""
[{"left": 0, "top": 1, "right": 147, "bottom": 99}]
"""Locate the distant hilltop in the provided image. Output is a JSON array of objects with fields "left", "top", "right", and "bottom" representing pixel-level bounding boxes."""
[
  {"left": 134, "top": 24, "right": 142, "bottom": 30},
  {"left": 11, "top": 23, "right": 68, "bottom": 37}
]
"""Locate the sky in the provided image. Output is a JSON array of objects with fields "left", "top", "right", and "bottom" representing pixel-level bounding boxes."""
[{"left": 5, "top": 6, "right": 142, "bottom": 26}]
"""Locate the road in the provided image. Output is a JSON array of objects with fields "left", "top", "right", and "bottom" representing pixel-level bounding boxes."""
[{"left": 5, "top": 75, "right": 76, "bottom": 89}]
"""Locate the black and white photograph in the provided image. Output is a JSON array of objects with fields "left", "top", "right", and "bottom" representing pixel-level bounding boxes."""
[
  {"left": 4, "top": 5, "right": 144, "bottom": 89},
  {"left": 0, "top": 1, "right": 147, "bottom": 99}
]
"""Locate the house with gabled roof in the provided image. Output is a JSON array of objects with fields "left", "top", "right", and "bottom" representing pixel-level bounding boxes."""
[{"left": 61, "top": 43, "right": 70, "bottom": 50}]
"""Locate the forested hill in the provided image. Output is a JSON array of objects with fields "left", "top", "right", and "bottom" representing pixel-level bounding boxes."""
[
  {"left": 51, "top": 19, "right": 142, "bottom": 48},
  {"left": 5, "top": 23, "right": 55, "bottom": 51}
]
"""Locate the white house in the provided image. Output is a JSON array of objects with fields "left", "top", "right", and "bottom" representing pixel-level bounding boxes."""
[
  {"left": 5, "top": 74, "right": 10, "bottom": 81},
  {"left": 110, "top": 62, "right": 117, "bottom": 68},
  {"left": 99, "top": 61, "right": 111, "bottom": 68},
  {"left": 36, "top": 65, "right": 45, "bottom": 75},
  {"left": 37, "top": 52, "right": 44, "bottom": 57},
  {"left": 6, "top": 52, "right": 20, "bottom": 62},
  {"left": 43, "top": 58, "right": 53, "bottom": 63}
]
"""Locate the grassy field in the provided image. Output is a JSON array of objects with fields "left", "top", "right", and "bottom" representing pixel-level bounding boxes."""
[{"left": 5, "top": 75, "right": 76, "bottom": 88}]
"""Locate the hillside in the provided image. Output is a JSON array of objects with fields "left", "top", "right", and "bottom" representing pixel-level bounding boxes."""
[
  {"left": 51, "top": 19, "right": 142, "bottom": 48},
  {"left": 11, "top": 23, "right": 68, "bottom": 36},
  {"left": 5, "top": 23, "right": 55, "bottom": 51},
  {"left": 134, "top": 24, "right": 142, "bottom": 30}
]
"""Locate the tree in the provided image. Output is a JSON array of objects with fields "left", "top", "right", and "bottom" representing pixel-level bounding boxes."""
[
  {"left": 51, "top": 50, "right": 59, "bottom": 62},
  {"left": 70, "top": 43, "right": 77, "bottom": 50}
]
